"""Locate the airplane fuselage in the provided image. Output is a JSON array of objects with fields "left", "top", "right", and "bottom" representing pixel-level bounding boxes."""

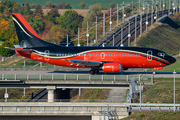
[{"left": 15, "top": 46, "right": 176, "bottom": 70}]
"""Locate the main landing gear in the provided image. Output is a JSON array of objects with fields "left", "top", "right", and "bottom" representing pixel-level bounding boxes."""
[{"left": 90, "top": 69, "right": 99, "bottom": 74}]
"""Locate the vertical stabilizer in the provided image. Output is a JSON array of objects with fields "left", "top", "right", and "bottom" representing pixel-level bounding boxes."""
[{"left": 12, "top": 13, "right": 56, "bottom": 48}]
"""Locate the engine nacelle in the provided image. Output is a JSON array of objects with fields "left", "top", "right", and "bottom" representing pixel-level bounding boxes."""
[{"left": 102, "top": 62, "right": 123, "bottom": 73}]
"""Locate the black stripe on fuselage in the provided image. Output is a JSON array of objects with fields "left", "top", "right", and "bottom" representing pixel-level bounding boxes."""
[
  {"left": 140, "top": 54, "right": 170, "bottom": 65},
  {"left": 29, "top": 46, "right": 169, "bottom": 62}
]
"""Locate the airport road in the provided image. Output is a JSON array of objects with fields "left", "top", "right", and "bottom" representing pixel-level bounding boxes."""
[{"left": 0, "top": 70, "right": 180, "bottom": 78}]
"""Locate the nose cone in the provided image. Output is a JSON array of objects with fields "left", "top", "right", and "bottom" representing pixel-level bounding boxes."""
[{"left": 167, "top": 56, "right": 176, "bottom": 64}]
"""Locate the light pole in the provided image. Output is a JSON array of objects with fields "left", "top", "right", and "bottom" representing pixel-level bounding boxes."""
[
  {"left": 135, "top": 15, "right": 137, "bottom": 43},
  {"left": 77, "top": 27, "right": 80, "bottom": 46},
  {"left": 96, "top": 16, "right": 97, "bottom": 41},
  {"left": 151, "top": 0, "right": 154, "bottom": 25},
  {"left": 103, "top": 12, "right": 105, "bottom": 36},
  {"left": 121, "top": 27, "right": 123, "bottom": 46},
  {"left": 66, "top": 34, "right": 68, "bottom": 47},
  {"left": 123, "top": 1, "right": 125, "bottom": 23},
  {"left": 87, "top": 22, "right": 89, "bottom": 46},
  {"left": 110, "top": 8, "right": 112, "bottom": 31},
  {"left": 163, "top": 0, "right": 165, "bottom": 11},
  {"left": 156, "top": 0, "right": 158, "bottom": 22},
  {"left": 128, "top": 21, "right": 131, "bottom": 46},
  {"left": 117, "top": 4, "right": 119, "bottom": 26},
  {"left": 173, "top": 70, "right": 176, "bottom": 112},
  {"left": 169, "top": 0, "right": 171, "bottom": 14}
]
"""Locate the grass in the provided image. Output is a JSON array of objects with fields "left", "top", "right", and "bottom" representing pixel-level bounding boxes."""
[
  {"left": 0, "top": 88, "right": 40, "bottom": 100},
  {"left": 71, "top": 88, "right": 110, "bottom": 100},
  {"left": 136, "top": 21, "right": 180, "bottom": 56},
  {"left": 7, "top": 0, "right": 137, "bottom": 9},
  {"left": 156, "top": 57, "right": 180, "bottom": 72},
  {"left": 137, "top": 82, "right": 180, "bottom": 103},
  {"left": 122, "top": 112, "right": 180, "bottom": 120}
]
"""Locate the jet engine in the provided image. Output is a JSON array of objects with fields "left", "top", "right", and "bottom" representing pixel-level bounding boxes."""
[{"left": 102, "top": 62, "right": 123, "bottom": 73}]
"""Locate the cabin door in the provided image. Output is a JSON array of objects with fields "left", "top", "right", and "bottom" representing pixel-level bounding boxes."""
[
  {"left": 44, "top": 50, "right": 50, "bottom": 61},
  {"left": 147, "top": 50, "right": 152, "bottom": 61}
]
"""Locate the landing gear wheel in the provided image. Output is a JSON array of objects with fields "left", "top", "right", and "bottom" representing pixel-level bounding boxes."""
[
  {"left": 94, "top": 69, "right": 99, "bottom": 74},
  {"left": 90, "top": 70, "right": 95, "bottom": 74}
]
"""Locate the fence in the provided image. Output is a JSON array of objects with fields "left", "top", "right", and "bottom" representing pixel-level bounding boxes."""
[
  {"left": 124, "top": 103, "right": 180, "bottom": 112},
  {"left": 0, "top": 74, "right": 153, "bottom": 81}
]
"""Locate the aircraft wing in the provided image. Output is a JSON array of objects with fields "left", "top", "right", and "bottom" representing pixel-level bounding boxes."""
[
  {"left": 67, "top": 59, "right": 102, "bottom": 67},
  {"left": 4, "top": 47, "right": 33, "bottom": 52}
]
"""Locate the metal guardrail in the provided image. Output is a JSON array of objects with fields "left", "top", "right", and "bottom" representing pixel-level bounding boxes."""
[
  {"left": 0, "top": 74, "right": 153, "bottom": 81},
  {"left": 0, "top": 99, "right": 126, "bottom": 103},
  {"left": 0, "top": 103, "right": 127, "bottom": 112},
  {"left": 124, "top": 103, "right": 180, "bottom": 112}
]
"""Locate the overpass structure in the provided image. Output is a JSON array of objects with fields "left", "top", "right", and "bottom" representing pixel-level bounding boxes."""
[
  {"left": 0, "top": 74, "right": 153, "bottom": 102},
  {"left": 0, "top": 102, "right": 129, "bottom": 120}
]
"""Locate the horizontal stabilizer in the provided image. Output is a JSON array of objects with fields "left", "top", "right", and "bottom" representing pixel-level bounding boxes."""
[{"left": 4, "top": 47, "right": 32, "bottom": 52}]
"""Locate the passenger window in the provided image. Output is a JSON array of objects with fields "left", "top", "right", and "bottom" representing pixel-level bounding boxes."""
[
  {"left": 92, "top": 54, "right": 94, "bottom": 56},
  {"left": 135, "top": 54, "right": 137, "bottom": 56},
  {"left": 95, "top": 54, "right": 97, "bottom": 56},
  {"left": 102, "top": 54, "right": 104, "bottom": 56},
  {"left": 110, "top": 54, "right": 111, "bottom": 56},
  {"left": 112, "top": 54, "right": 114, "bottom": 56},
  {"left": 138, "top": 54, "right": 140, "bottom": 56},
  {"left": 115, "top": 54, "right": 117, "bottom": 56},
  {"left": 121, "top": 54, "right": 123, "bottom": 56},
  {"left": 124, "top": 54, "right": 126, "bottom": 56},
  {"left": 90, "top": 54, "right": 91, "bottom": 56},
  {"left": 107, "top": 54, "right": 109, "bottom": 56},
  {"left": 133, "top": 54, "right": 134, "bottom": 56},
  {"left": 87, "top": 54, "right": 88, "bottom": 56},
  {"left": 127, "top": 54, "right": 129, "bottom": 56},
  {"left": 81, "top": 54, "right": 83, "bottom": 56},
  {"left": 99, "top": 54, "right": 100, "bottom": 56},
  {"left": 130, "top": 54, "right": 131, "bottom": 56}
]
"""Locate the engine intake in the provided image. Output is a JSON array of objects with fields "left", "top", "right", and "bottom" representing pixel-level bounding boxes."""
[{"left": 102, "top": 62, "right": 122, "bottom": 73}]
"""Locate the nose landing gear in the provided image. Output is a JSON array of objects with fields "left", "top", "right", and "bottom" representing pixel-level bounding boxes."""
[{"left": 90, "top": 69, "right": 99, "bottom": 74}]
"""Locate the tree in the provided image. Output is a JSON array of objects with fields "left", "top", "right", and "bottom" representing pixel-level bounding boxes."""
[
  {"left": 0, "top": 41, "right": 15, "bottom": 57},
  {"left": 30, "top": 3, "right": 36, "bottom": 9},
  {"left": 82, "top": 4, "right": 103, "bottom": 27},
  {"left": 18, "top": 2, "right": 33, "bottom": 16},
  {"left": 109, "top": 2, "right": 115, "bottom": 9},
  {"left": 56, "top": 10, "right": 83, "bottom": 34},
  {"left": 46, "top": 1, "right": 52, "bottom": 8},
  {"left": 93, "top": 3, "right": 103, "bottom": 10},
  {"left": 42, "top": 25, "right": 68, "bottom": 45},
  {"left": 63, "top": 4, "right": 72, "bottom": 9},
  {"left": 58, "top": 2, "right": 65, "bottom": 9},
  {"left": 33, "top": 4, "right": 43, "bottom": 17},
  {"left": 28, "top": 16, "right": 45, "bottom": 33},
  {"left": 46, "top": 8, "right": 60, "bottom": 24},
  {"left": 80, "top": 2, "right": 86, "bottom": 9}
]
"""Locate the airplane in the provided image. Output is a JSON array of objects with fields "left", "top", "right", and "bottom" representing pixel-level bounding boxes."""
[{"left": 5, "top": 13, "right": 176, "bottom": 74}]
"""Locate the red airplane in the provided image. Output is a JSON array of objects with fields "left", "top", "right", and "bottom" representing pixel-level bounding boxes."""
[{"left": 5, "top": 13, "right": 176, "bottom": 74}]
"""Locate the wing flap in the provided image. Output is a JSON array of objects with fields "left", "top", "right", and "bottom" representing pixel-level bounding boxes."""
[{"left": 68, "top": 59, "right": 102, "bottom": 67}]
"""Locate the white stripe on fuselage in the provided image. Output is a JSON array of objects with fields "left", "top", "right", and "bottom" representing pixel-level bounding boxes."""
[
  {"left": 32, "top": 49, "right": 169, "bottom": 63},
  {"left": 12, "top": 17, "right": 32, "bottom": 38}
]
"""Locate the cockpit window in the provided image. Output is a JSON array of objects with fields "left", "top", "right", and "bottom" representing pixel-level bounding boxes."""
[{"left": 158, "top": 53, "right": 165, "bottom": 57}]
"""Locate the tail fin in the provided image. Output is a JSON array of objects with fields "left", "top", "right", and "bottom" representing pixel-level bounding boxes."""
[{"left": 12, "top": 13, "right": 56, "bottom": 48}]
